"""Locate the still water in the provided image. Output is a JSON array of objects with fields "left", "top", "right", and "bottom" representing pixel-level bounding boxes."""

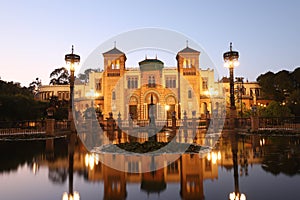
[{"left": 0, "top": 133, "right": 299, "bottom": 200}]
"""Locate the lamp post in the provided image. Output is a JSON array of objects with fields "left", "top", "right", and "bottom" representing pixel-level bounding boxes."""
[
  {"left": 223, "top": 43, "right": 239, "bottom": 111},
  {"left": 65, "top": 45, "right": 80, "bottom": 132}
]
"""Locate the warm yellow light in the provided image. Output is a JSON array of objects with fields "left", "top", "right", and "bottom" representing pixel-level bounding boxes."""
[
  {"left": 217, "top": 151, "right": 221, "bottom": 160},
  {"left": 32, "top": 162, "right": 38, "bottom": 174},
  {"left": 211, "top": 152, "right": 217, "bottom": 164},
  {"left": 94, "top": 92, "right": 100, "bottom": 98},
  {"left": 240, "top": 194, "right": 246, "bottom": 200},
  {"left": 229, "top": 192, "right": 235, "bottom": 200},
  {"left": 224, "top": 62, "right": 230, "bottom": 68},
  {"left": 165, "top": 105, "right": 170, "bottom": 111},
  {"left": 203, "top": 90, "right": 210, "bottom": 96},
  {"left": 233, "top": 60, "right": 240, "bottom": 67},
  {"left": 207, "top": 153, "right": 211, "bottom": 161},
  {"left": 85, "top": 153, "right": 98, "bottom": 170},
  {"left": 229, "top": 192, "right": 246, "bottom": 200},
  {"left": 62, "top": 192, "right": 80, "bottom": 200}
]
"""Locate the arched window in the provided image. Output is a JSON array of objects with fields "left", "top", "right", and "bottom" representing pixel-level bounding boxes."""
[
  {"left": 116, "top": 60, "right": 120, "bottom": 69},
  {"left": 188, "top": 90, "right": 192, "bottom": 99},
  {"left": 112, "top": 91, "right": 116, "bottom": 100}
]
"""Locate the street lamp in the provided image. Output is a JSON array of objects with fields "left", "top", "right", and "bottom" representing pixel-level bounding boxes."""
[
  {"left": 65, "top": 45, "right": 80, "bottom": 131},
  {"left": 223, "top": 43, "right": 239, "bottom": 110}
]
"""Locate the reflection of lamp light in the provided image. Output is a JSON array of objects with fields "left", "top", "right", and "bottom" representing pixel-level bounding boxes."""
[
  {"left": 229, "top": 134, "right": 246, "bottom": 200},
  {"left": 62, "top": 191, "right": 80, "bottom": 200},
  {"left": 229, "top": 192, "right": 246, "bottom": 200},
  {"left": 31, "top": 162, "right": 39, "bottom": 174},
  {"left": 260, "top": 138, "right": 265, "bottom": 146},
  {"left": 206, "top": 151, "right": 222, "bottom": 164},
  {"left": 85, "top": 153, "right": 99, "bottom": 170},
  {"left": 62, "top": 133, "right": 80, "bottom": 200}
]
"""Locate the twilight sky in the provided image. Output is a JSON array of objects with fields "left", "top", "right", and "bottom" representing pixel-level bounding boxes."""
[{"left": 0, "top": 0, "right": 299, "bottom": 86}]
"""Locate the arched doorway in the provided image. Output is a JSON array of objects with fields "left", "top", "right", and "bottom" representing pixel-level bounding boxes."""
[
  {"left": 165, "top": 96, "right": 176, "bottom": 119},
  {"left": 145, "top": 92, "right": 159, "bottom": 119},
  {"left": 129, "top": 96, "right": 138, "bottom": 120}
]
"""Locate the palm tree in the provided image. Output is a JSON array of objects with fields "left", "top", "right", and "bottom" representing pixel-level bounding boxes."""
[{"left": 49, "top": 67, "right": 70, "bottom": 85}]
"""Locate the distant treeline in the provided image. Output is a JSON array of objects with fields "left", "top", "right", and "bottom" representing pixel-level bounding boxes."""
[
  {"left": 0, "top": 80, "right": 47, "bottom": 121},
  {"left": 257, "top": 67, "right": 300, "bottom": 116}
]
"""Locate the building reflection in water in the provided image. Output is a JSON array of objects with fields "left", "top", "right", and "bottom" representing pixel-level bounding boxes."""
[
  {"left": 2, "top": 131, "right": 299, "bottom": 199},
  {"left": 31, "top": 131, "right": 271, "bottom": 200}
]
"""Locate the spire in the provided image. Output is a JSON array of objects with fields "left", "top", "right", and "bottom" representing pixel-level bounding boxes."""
[
  {"left": 155, "top": 54, "right": 157, "bottom": 59},
  {"left": 186, "top": 40, "right": 189, "bottom": 47},
  {"left": 114, "top": 41, "right": 116, "bottom": 48},
  {"left": 71, "top": 45, "right": 74, "bottom": 54},
  {"left": 230, "top": 42, "right": 232, "bottom": 51}
]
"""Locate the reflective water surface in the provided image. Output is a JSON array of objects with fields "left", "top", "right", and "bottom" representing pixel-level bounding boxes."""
[{"left": 0, "top": 132, "right": 300, "bottom": 200}]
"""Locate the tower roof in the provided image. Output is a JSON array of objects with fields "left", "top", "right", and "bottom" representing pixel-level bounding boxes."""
[
  {"left": 103, "top": 47, "right": 125, "bottom": 55},
  {"left": 178, "top": 46, "right": 200, "bottom": 53}
]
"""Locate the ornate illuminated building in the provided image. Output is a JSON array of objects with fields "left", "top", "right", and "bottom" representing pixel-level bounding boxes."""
[
  {"left": 39, "top": 45, "right": 268, "bottom": 118},
  {"left": 73, "top": 45, "right": 219, "bottom": 120}
]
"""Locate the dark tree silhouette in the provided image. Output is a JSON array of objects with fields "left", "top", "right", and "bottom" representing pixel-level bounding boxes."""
[
  {"left": 28, "top": 77, "right": 42, "bottom": 96},
  {"left": 49, "top": 67, "right": 70, "bottom": 85},
  {"left": 257, "top": 67, "right": 300, "bottom": 116}
]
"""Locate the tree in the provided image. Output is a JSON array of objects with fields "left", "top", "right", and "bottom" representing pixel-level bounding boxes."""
[
  {"left": 257, "top": 71, "right": 276, "bottom": 100},
  {"left": 28, "top": 77, "right": 42, "bottom": 96},
  {"left": 257, "top": 67, "right": 300, "bottom": 116},
  {"left": 48, "top": 96, "right": 69, "bottom": 120},
  {"left": 259, "top": 101, "right": 293, "bottom": 118},
  {"left": 77, "top": 68, "right": 99, "bottom": 83},
  {"left": 49, "top": 67, "right": 70, "bottom": 85}
]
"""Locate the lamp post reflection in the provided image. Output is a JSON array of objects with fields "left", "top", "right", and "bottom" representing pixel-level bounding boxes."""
[
  {"left": 229, "top": 133, "right": 246, "bottom": 200},
  {"left": 62, "top": 134, "right": 80, "bottom": 200}
]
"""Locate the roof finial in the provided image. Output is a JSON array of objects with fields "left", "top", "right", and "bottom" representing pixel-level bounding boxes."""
[
  {"left": 186, "top": 40, "right": 189, "bottom": 47},
  {"left": 155, "top": 54, "right": 157, "bottom": 59},
  {"left": 230, "top": 42, "right": 232, "bottom": 51},
  {"left": 114, "top": 41, "right": 116, "bottom": 48},
  {"left": 145, "top": 54, "right": 147, "bottom": 60},
  {"left": 71, "top": 45, "right": 74, "bottom": 54}
]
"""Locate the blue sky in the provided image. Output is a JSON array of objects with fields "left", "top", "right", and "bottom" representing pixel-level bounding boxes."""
[{"left": 0, "top": 0, "right": 299, "bottom": 86}]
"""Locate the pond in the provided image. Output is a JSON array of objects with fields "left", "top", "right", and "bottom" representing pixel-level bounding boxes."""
[{"left": 0, "top": 132, "right": 299, "bottom": 200}]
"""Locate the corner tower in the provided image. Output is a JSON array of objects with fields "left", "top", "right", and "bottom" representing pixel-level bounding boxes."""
[
  {"left": 102, "top": 44, "right": 127, "bottom": 118},
  {"left": 176, "top": 43, "right": 201, "bottom": 118}
]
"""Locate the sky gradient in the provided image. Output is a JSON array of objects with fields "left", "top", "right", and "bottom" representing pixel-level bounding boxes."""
[{"left": 1, "top": 0, "right": 299, "bottom": 86}]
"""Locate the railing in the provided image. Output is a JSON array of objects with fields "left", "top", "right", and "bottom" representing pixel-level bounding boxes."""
[
  {"left": 236, "top": 118, "right": 251, "bottom": 129},
  {"left": 258, "top": 117, "right": 300, "bottom": 130},
  {"left": 55, "top": 120, "right": 70, "bottom": 131},
  {"left": 0, "top": 120, "right": 46, "bottom": 135},
  {"left": 109, "top": 118, "right": 209, "bottom": 129}
]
